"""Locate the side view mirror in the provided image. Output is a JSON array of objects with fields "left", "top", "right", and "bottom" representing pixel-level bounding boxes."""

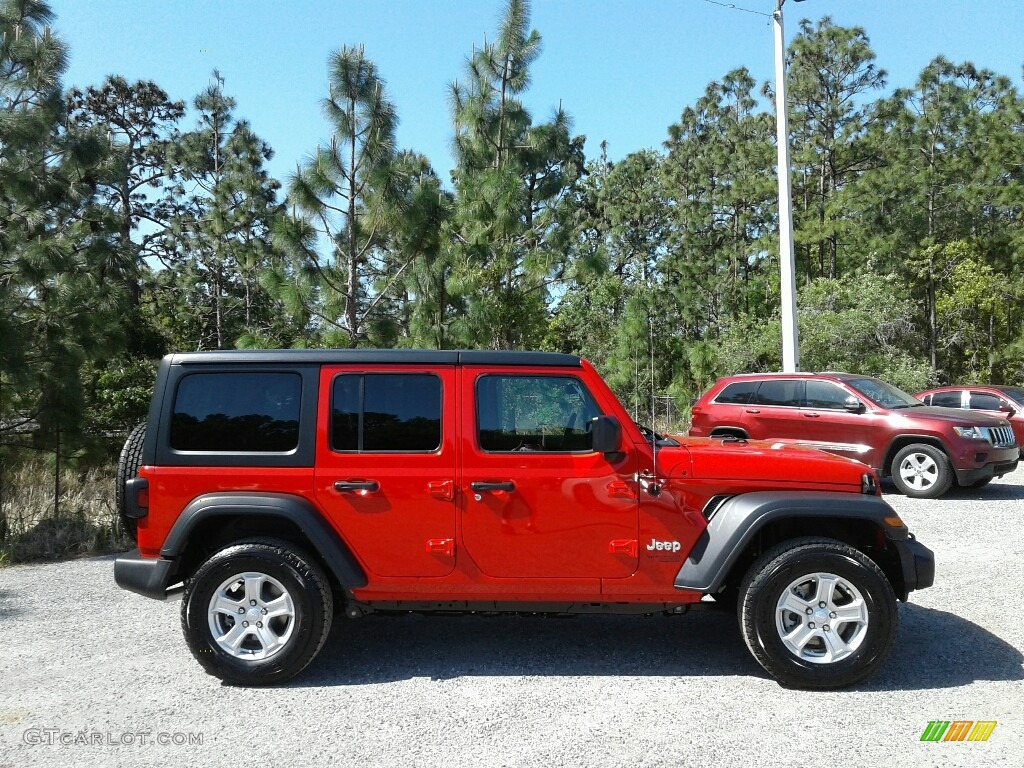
[
  {"left": 591, "top": 415, "right": 622, "bottom": 457},
  {"left": 843, "top": 396, "right": 865, "bottom": 414},
  {"left": 999, "top": 402, "right": 1017, "bottom": 417}
]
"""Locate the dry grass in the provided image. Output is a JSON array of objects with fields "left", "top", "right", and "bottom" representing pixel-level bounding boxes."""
[{"left": 0, "top": 461, "right": 131, "bottom": 565}]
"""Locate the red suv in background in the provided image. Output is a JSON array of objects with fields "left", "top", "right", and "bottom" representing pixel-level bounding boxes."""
[
  {"left": 915, "top": 385, "right": 1024, "bottom": 446},
  {"left": 689, "top": 372, "right": 1019, "bottom": 498}
]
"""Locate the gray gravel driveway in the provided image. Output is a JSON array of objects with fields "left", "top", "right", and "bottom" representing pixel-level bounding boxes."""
[{"left": 2, "top": 472, "right": 1022, "bottom": 767}]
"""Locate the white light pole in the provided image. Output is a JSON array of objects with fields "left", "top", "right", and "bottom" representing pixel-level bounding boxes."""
[{"left": 774, "top": 0, "right": 802, "bottom": 372}]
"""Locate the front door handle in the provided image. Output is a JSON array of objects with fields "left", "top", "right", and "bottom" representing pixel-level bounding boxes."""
[
  {"left": 745, "top": 408, "right": 760, "bottom": 414},
  {"left": 803, "top": 412, "right": 820, "bottom": 418},
  {"left": 470, "top": 481, "right": 515, "bottom": 493},
  {"left": 334, "top": 480, "right": 380, "bottom": 493}
]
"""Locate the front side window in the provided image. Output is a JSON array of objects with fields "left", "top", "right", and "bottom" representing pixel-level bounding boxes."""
[
  {"left": 803, "top": 380, "right": 856, "bottom": 410},
  {"left": 331, "top": 373, "right": 441, "bottom": 452},
  {"left": 171, "top": 372, "right": 301, "bottom": 452},
  {"left": 476, "top": 375, "right": 601, "bottom": 453},
  {"left": 969, "top": 392, "right": 1003, "bottom": 411}
]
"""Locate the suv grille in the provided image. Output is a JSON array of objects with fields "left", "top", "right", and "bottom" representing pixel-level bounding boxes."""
[{"left": 984, "top": 426, "right": 1016, "bottom": 448}]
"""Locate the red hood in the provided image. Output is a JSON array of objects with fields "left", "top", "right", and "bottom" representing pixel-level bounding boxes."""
[{"left": 661, "top": 437, "right": 872, "bottom": 486}]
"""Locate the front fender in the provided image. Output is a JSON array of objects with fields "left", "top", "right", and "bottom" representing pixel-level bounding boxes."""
[{"left": 674, "top": 491, "right": 906, "bottom": 593}]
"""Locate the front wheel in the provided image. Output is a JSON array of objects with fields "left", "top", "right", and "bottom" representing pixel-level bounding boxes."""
[
  {"left": 738, "top": 537, "right": 897, "bottom": 689},
  {"left": 181, "top": 539, "right": 333, "bottom": 686},
  {"left": 891, "top": 443, "right": 952, "bottom": 499}
]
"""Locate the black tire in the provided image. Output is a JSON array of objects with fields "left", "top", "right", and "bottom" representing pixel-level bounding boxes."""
[
  {"left": 115, "top": 424, "right": 146, "bottom": 543},
  {"left": 181, "top": 538, "right": 333, "bottom": 686},
  {"left": 890, "top": 443, "right": 952, "bottom": 499},
  {"left": 737, "top": 537, "right": 897, "bottom": 690}
]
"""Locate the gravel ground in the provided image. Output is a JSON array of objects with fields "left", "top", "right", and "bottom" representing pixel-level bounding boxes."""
[{"left": 1, "top": 471, "right": 1022, "bottom": 768}]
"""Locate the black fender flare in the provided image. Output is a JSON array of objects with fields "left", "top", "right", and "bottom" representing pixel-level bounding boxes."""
[
  {"left": 162, "top": 492, "right": 368, "bottom": 589},
  {"left": 674, "top": 491, "right": 905, "bottom": 593}
]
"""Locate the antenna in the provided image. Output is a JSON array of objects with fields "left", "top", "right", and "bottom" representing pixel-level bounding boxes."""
[{"left": 649, "top": 315, "right": 661, "bottom": 497}]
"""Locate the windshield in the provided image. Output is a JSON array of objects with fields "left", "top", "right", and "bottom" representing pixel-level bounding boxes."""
[
  {"left": 996, "top": 386, "right": 1024, "bottom": 407},
  {"left": 845, "top": 377, "right": 922, "bottom": 409}
]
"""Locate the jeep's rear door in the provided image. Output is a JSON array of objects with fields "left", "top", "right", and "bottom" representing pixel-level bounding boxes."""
[
  {"left": 314, "top": 365, "right": 457, "bottom": 577},
  {"left": 460, "top": 367, "right": 639, "bottom": 579}
]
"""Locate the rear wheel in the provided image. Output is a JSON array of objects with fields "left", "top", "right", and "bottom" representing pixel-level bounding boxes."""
[
  {"left": 890, "top": 443, "right": 952, "bottom": 499},
  {"left": 738, "top": 537, "right": 897, "bottom": 689},
  {"left": 181, "top": 539, "right": 333, "bottom": 686}
]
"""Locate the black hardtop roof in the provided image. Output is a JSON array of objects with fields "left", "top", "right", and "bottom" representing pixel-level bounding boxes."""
[{"left": 166, "top": 349, "right": 583, "bottom": 368}]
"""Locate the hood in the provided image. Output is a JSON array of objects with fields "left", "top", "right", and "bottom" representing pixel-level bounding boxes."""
[
  {"left": 890, "top": 405, "right": 1011, "bottom": 427},
  {"left": 668, "top": 437, "right": 871, "bottom": 485}
]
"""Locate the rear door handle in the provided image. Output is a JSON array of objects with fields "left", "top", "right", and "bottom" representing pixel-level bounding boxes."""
[
  {"left": 470, "top": 481, "right": 515, "bottom": 493},
  {"left": 803, "top": 413, "right": 820, "bottom": 418},
  {"left": 334, "top": 480, "right": 380, "bottom": 493},
  {"left": 745, "top": 408, "right": 760, "bottom": 414}
]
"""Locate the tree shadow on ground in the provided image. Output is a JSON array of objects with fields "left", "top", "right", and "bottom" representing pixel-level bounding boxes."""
[{"left": 296, "top": 603, "right": 1021, "bottom": 691}]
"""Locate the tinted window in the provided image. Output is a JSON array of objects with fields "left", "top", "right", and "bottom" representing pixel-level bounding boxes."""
[
  {"left": 752, "top": 380, "right": 803, "bottom": 407},
  {"left": 331, "top": 374, "right": 441, "bottom": 452},
  {"left": 930, "top": 391, "right": 964, "bottom": 408},
  {"left": 171, "top": 372, "right": 301, "bottom": 452},
  {"left": 477, "top": 375, "right": 600, "bottom": 452},
  {"left": 969, "top": 392, "right": 1003, "bottom": 411},
  {"left": 804, "top": 380, "right": 853, "bottom": 410},
  {"left": 715, "top": 381, "right": 758, "bottom": 405}
]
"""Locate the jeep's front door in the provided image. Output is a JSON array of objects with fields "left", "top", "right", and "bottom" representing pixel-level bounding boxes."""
[
  {"left": 460, "top": 368, "right": 639, "bottom": 579},
  {"left": 314, "top": 366, "right": 457, "bottom": 577}
]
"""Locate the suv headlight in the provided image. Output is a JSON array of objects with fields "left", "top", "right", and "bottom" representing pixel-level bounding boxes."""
[{"left": 953, "top": 426, "right": 985, "bottom": 440}]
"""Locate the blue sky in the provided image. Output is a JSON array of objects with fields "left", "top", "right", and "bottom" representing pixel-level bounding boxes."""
[{"left": 50, "top": 0, "right": 1024, "bottom": 188}]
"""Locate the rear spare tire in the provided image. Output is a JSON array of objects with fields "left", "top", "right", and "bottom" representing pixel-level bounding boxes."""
[{"left": 116, "top": 423, "right": 146, "bottom": 543}]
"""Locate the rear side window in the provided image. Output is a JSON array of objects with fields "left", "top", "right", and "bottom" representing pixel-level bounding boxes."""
[
  {"left": 752, "top": 380, "right": 803, "bottom": 407},
  {"left": 930, "top": 391, "right": 964, "bottom": 408},
  {"left": 171, "top": 372, "right": 301, "bottom": 452},
  {"left": 331, "top": 373, "right": 441, "bottom": 452},
  {"left": 714, "top": 381, "right": 758, "bottom": 405}
]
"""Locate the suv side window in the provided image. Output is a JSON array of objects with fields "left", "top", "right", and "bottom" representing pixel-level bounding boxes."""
[
  {"left": 170, "top": 372, "right": 301, "bottom": 452},
  {"left": 969, "top": 392, "right": 1003, "bottom": 411},
  {"left": 331, "top": 373, "right": 442, "bottom": 452},
  {"left": 715, "top": 381, "right": 758, "bottom": 404},
  {"left": 476, "top": 375, "right": 600, "bottom": 452},
  {"left": 804, "top": 380, "right": 853, "bottom": 409},
  {"left": 752, "top": 380, "right": 804, "bottom": 407},
  {"left": 930, "top": 391, "right": 964, "bottom": 408}
]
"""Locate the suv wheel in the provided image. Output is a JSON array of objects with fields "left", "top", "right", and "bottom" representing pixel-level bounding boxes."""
[
  {"left": 891, "top": 443, "right": 952, "bottom": 499},
  {"left": 115, "top": 424, "right": 146, "bottom": 543},
  {"left": 738, "top": 537, "right": 897, "bottom": 689},
  {"left": 181, "top": 539, "right": 333, "bottom": 686}
]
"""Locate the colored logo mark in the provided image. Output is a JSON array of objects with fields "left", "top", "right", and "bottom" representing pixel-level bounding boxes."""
[{"left": 920, "top": 720, "right": 997, "bottom": 742}]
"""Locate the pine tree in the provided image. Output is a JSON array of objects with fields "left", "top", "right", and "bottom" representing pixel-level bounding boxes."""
[
  {"left": 1, "top": 0, "right": 115, "bottom": 456},
  {"left": 448, "top": 0, "right": 585, "bottom": 349},
  {"left": 272, "top": 46, "right": 409, "bottom": 348},
  {"left": 786, "top": 18, "right": 886, "bottom": 280},
  {"left": 158, "top": 72, "right": 285, "bottom": 350}
]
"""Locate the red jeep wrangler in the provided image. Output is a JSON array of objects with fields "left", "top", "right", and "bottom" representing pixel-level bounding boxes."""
[{"left": 115, "top": 350, "right": 933, "bottom": 689}]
